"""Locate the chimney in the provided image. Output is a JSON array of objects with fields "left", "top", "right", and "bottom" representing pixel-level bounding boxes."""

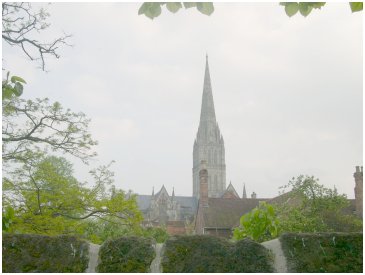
[
  {"left": 354, "top": 166, "right": 363, "bottom": 219},
  {"left": 251, "top": 192, "right": 257, "bottom": 199},
  {"left": 199, "top": 160, "right": 209, "bottom": 207}
]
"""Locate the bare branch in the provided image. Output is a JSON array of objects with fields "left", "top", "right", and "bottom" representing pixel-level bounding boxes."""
[{"left": 2, "top": 2, "right": 72, "bottom": 70}]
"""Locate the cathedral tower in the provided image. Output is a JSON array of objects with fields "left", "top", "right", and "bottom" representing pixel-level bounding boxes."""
[{"left": 193, "top": 56, "right": 226, "bottom": 198}]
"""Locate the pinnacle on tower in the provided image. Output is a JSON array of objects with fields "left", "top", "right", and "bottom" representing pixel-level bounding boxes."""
[{"left": 242, "top": 183, "right": 247, "bottom": 199}]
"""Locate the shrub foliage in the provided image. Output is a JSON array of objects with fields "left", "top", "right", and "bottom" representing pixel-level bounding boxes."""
[
  {"left": 233, "top": 202, "right": 279, "bottom": 242},
  {"left": 162, "top": 235, "right": 274, "bottom": 272},
  {"left": 280, "top": 232, "right": 363, "bottom": 273},
  {"left": 2, "top": 234, "right": 89, "bottom": 272},
  {"left": 97, "top": 236, "right": 156, "bottom": 272}
]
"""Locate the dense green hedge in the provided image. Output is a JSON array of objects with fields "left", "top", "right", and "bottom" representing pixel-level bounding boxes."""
[
  {"left": 2, "top": 234, "right": 89, "bottom": 272},
  {"left": 97, "top": 236, "right": 155, "bottom": 272},
  {"left": 162, "top": 235, "right": 274, "bottom": 272},
  {"left": 280, "top": 232, "right": 363, "bottom": 273}
]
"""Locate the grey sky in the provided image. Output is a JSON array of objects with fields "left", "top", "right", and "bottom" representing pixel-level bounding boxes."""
[{"left": 3, "top": 2, "right": 362, "bottom": 198}]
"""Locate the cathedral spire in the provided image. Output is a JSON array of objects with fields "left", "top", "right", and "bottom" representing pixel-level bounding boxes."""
[
  {"left": 242, "top": 183, "right": 247, "bottom": 199},
  {"left": 199, "top": 55, "right": 216, "bottom": 124},
  {"left": 193, "top": 57, "right": 226, "bottom": 198}
]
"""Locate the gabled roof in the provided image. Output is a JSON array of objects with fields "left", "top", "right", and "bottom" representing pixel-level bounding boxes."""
[
  {"left": 222, "top": 182, "right": 240, "bottom": 199},
  {"left": 201, "top": 198, "right": 267, "bottom": 228},
  {"left": 155, "top": 185, "right": 169, "bottom": 198}
]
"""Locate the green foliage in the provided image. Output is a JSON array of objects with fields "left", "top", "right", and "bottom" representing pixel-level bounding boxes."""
[
  {"left": 229, "top": 238, "right": 275, "bottom": 273},
  {"left": 3, "top": 156, "right": 143, "bottom": 236},
  {"left": 162, "top": 235, "right": 274, "bottom": 272},
  {"left": 138, "top": 2, "right": 363, "bottom": 20},
  {"left": 281, "top": 2, "right": 363, "bottom": 17},
  {"left": 350, "top": 2, "right": 363, "bottom": 12},
  {"left": 2, "top": 206, "right": 15, "bottom": 232},
  {"left": 2, "top": 234, "right": 89, "bottom": 272},
  {"left": 233, "top": 202, "right": 279, "bottom": 242},
  {"left": 2, "top": 72, "right": 26, "bottom": 100},
  {"left": 280, "top": 232, "right": 363, "bottom": 272},
  {"left": 233, "top": 176, "right": 362, "bottom": 243},
  {"left": 166, "top": 2, "right": 182, "bottom": 13},
  {"left": 82, "top": 218, "right": 128, "bottom": 244},
  {"left": 136, "top": 226, "right": 169, "bottom": 243},
  {"left": 280, "top": 2, "right": 326, "bottom": 17},
  {"left": 277, "top": 175, "right": 362, "bottom": 233},
  {"left": 138, "top": 2, "right": 214, "bottom": 19},
  {"left": 83, "top": 218, "right": 169, "bottom": 245},
  {"left": 97, "top": 236, "right": 156, "bottom": 272}
]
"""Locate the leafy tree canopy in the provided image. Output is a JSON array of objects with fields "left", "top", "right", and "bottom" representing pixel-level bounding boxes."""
[
  {"left": 277, "top": 175, "right": 362, "bottom": 233},
  {"left": 233, "top": 175, "right": 362, "bottom": 242},
  {"left": 3, "top": 156, "right": 143, "bottom": 235}
]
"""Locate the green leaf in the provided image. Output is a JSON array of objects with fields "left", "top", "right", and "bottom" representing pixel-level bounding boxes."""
[
  {"left": 11, "top": 76, "right": 26, "bottom": 84},
  {"left": 183, "top": 2, "right": 197, "bottom": 9},
  {"left": 138, "top": 2, "right": 149, "bottom": 15},
  {"left": 299, "top": 3, "right": 313, "bottom": 17},
  {"left": 285, "top": 2, "right": 299, "bottom": 17},
  {"left": 147, "top": 3, "right": 162, "bottom": 19},
  {"left": 311, "top": 2, "right": 326, "bottom": 9},
  {"left": 196, "top": 2, "right": 214, "bottom": 15},
  {"left": 2, "top": 87, "right": 13, "bottom": 100},
  {"left": 166, "top": 2, "right": 182, "bottom": 13},
  {"left": 6, "top": 207, "right": 15, "bottom": 218},
  {"left": 13, "top": 82, "right": 23, "bottom": 96},
  {"left": 138, "top": 3, "right": 162, "bottom": 19},
  {"left": 350, "top": 2, "right": 363, "bottom": 12}
]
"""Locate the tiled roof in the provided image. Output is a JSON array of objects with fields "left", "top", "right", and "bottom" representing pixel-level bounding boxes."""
[{"left": 202, "top": 198, "right": 265, "bottom": 228}]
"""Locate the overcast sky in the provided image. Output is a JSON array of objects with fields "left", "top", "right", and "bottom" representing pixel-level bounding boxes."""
[{"left": 3, "top": 2, "right": 362, "bottom": 198}]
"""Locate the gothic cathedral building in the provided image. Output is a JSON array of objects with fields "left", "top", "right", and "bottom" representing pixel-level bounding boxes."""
[
  {"left": 193, "top": 56, "right": 226, "bottom": 198},
  {"left": 136, "top": 57, "right": 362, "bottom": 236}
]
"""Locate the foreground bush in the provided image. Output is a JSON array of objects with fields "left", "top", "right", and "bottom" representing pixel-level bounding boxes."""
[
  {"left": 162, "top": 235, "right": 274, "bottom": 272},
  {"left": 2, "top": 234, "right": 89, "bottom": 272},
  {"left": 97, "top": 236, "right": 155, "bottom": 272},
  {"left": 280, "top": 232, "right": 363, "bottom": 273}
]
